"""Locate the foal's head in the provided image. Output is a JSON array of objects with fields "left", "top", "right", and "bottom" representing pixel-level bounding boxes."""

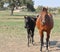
[
  {"left": 24, "top": 16, "right": 37, "bottom": 28},
  {"left": 24, "top": 16, "right": 30, "bottom": 28}
]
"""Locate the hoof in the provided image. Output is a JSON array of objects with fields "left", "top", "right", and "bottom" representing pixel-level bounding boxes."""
[
  {"left": 32, "top": 41, "right": 35, "bottom": 45},
  {"left": 40, "top": 50, "right": 42, "bottom": 52},
  {"left": 40, "top": 49, "right": 42, "bottom": 52},
  {"left": 28, "top": 44, "right": 30, "bottom": 47}
]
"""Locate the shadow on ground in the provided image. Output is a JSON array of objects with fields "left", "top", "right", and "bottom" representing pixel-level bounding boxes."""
[{"left": 33, "top": 40, "right": 60, "bottom": 52}]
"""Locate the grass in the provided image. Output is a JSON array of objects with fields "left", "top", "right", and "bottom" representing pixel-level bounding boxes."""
[
  {"left": 0, "top": 10, "right": 37, "bottom": 16},
  {"left": 0, "top": 10, "right": 60, "bottom": 37},
  {"left": 53, "top": 19, "right": 60, "bottom": 32},
  {"left": 0, "top": 21, "right": 25, "bottom": 34}
]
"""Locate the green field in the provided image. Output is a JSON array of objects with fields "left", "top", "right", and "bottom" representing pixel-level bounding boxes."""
[{"left": 0, "top": 10, "right": 60, "bottom": 36}]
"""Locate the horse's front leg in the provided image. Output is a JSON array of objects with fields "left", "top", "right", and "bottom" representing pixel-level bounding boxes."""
[
  {"left": 48, "top": 37, "right": 50, "bottom": 46},
  {"left": 31, "top": 30, "right": 34, "bottom": 45},
  {"left": 46, "top": 31, "right": 50, "bottom": 52},
  {"left": 27, "top": 35, "right": 30, "bottom": 47},
  {"left": 39, "top": 31, "right": 44, "bottom": 52},
  {"left": 27, "top": 29, "right": 30, "bottom": 47}
]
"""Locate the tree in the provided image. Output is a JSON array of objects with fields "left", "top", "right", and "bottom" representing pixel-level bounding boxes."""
[
  {"left": 36, "top": 6, "right": 43, "bottom": 13},
  {"left": 10, "top": 2, "right": 15, "bottom": 15},
  {"left": 9, "top": 0, "right": 20, "bottom": 15},
  {"left": 0, "top": 0, "right": 4, "bottom": 8},
  {"left": 27, "top": 3, "right": 35, "bottom": 11},
  {"left": 26, "top": 0, "right": 35, "bottom": 11},
  {"left": 0, "top": 0, "right": 35, "bottom": 14}
]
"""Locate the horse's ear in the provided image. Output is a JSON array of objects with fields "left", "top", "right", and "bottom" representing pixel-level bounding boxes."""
[
  {"left": 24, "top": 16, "right": 26, "bottom": 18},
  {"left": 24, "top": 16, "right": 27, "bottom": 18},
  {"left": 37, "top": 15, "right": 39, "bottom": 17}
]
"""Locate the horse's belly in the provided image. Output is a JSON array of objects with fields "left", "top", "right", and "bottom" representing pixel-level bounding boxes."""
[{"left": 40, "top": 24, "right": 53, "bottom": 31}]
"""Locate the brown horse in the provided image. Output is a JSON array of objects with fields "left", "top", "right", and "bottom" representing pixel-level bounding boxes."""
[{"left": 36, "top": 7, "right": 54, "bottom": 52}]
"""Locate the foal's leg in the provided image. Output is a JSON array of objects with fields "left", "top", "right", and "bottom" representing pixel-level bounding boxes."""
[
  {"left": 27, "top": 29, "right": 30, "bottom": 47},
  {"left": 39, "top": 31, "right": 44, "bottom": 52},
  {"left": 46, "top": 31, "right": 50, "bottom": 52},
  {"left": 31, "top": 29, "right": 34, "bottom": 45}
]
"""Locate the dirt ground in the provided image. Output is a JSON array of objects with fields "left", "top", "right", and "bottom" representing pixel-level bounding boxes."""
[{"left": 0, "top": 31, "right": 60, "bottom": 52}]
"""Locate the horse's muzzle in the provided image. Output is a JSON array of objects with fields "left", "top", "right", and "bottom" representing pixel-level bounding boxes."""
[{"left": 24, "top": 25, "right": 29, "bottom": 28}]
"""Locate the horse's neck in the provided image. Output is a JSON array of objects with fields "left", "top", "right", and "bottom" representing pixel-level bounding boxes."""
[{"left": 48, "top": 13, "right": 52, "bottom": 18}]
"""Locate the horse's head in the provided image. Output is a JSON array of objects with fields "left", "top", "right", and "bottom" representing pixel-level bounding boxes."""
[
  {"left": 24, "top": 16, "right": 37, "bottom": 28},
  {"left": 42, "top": 7, "right": 48, "bottom": 12},
  {"left": 40, "top": 7, "right": 49, "bottom": 25},
  {"left": 40, "top": 13, "right": 50, "bottom": 26}
]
